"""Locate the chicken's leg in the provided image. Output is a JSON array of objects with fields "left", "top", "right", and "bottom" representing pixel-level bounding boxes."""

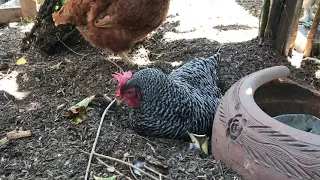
[{"left": 118, "top": 52, "right": 136, "bottom": 66}]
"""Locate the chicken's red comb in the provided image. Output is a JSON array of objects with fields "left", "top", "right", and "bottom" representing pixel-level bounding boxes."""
[{"left": 112, "top": 71, "right": 133, "bottom": 86}]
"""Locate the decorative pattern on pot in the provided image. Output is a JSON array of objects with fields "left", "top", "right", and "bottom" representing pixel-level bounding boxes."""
[
  {"left": 226, "top": 114, "right": 247, "bottom": 141},
  {"left": 212, "top": 66, "right": 320, "bottom": 180}
]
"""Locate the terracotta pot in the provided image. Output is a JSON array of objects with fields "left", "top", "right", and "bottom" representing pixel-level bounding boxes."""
[{"left": 212, "top": 66, "right": 320, "bottom": 180}]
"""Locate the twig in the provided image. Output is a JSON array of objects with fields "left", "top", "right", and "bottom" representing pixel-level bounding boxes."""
[
  {"left": 0, "top": 137, "right": 9, "bottom": 148},
  {"left": 216, "top": 43, "right": 223, "bottom": 53},
  {"left": 104, "top": 58, "right": 124, "bottom": 73},
  {"left": 146, "top": 143, "right": 156, "bottom": 154},
  {"left": 96, "top": 157, "right": 132, "bottom": 180},
  {"left": 144, "top": 165, "right": 168, "bottom": 179},
  {"left": 3, "top": 92, "right": 9, "bottom": 101},
  {"left": 0, "top": 129, "right": 32, "bottom": 148},
  {"left": 7, "top": 130, "right": 31, "bottom": 140},
  {"left": 57, "top": 36, "right": 88, "bottom": 56},
  {"left": 127, "top": 158, "right": 139, "bottom": 180},
  {"left": 93, "top": 152, "right": 159, "bottom": 180},
  {"left": 84, "top": 99, "right": 116, "bottom": 180}
]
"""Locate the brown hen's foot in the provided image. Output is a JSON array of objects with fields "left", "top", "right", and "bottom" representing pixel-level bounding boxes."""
[{"left": 118, "top": 52, "right": 136, "bottom": 66}]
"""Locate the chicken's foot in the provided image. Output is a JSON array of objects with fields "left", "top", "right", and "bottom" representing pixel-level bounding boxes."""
[{"left": 118, "top": 52, "right": 136, "bottom": 66}]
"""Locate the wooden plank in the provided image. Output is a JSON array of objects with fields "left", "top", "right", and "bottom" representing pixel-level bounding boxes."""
[
  {"left": 0, "top": 7, "right": 22, "bottom": 24},
  {"left": 274, "top": 0, "right": 303, "bottom": 56},
  {"left": 20, "top": 0, "right": 37, "bottom": 19}
]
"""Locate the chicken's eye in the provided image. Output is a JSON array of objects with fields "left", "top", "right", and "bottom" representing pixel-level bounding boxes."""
[{"left": 127, "top": 91, "right": 131, "bottom": 94}]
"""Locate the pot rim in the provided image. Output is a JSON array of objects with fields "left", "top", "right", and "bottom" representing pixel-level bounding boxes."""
[{"left": 239, "top": 66, "right": 320, "bottom": 144}]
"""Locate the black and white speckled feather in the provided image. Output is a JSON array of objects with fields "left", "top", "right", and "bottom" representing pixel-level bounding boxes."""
[{"left": 122, "top": 53, "right": 222, "bottom": 140}]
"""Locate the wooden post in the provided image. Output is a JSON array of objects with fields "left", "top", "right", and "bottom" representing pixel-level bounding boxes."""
[
  {"left": 259, "top": 0, "right": 271, "bottom": 44},
  {"left": 274, "top": 0, "right": 303, "bottom": 56},
  {"left": 288, "top": 17, "right": 300, "bottom": 57},
  {"left": 304, "top": 1, "right": 320, "bottom": 57},
  {"left": 265, "top": 0, "right": 283, "bottom": 39}
]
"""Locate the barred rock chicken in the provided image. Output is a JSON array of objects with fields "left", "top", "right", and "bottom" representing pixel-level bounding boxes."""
[
  {"left": 52, "top": 0, "right": 170, "bottom": 66},
  {"left": 112, "top": 53, "right": 222, "bottom": 140}
]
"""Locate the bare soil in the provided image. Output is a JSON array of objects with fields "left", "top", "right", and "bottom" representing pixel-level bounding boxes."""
[{"left": 0, "top": 0, "right": 319, "bottom": 180}]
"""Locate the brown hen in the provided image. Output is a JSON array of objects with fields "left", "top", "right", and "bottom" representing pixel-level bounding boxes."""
[{"left": 52, "top": 0, "right": 170, "bottom": 66}]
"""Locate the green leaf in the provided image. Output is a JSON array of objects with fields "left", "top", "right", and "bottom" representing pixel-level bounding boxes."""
[
  {"left": 188, "top": 132, "right": 209, "bottom": 155},
  {"left": 93, "top": 175, "right": 117, "bottom": 180},
  {"left": 16, "top": 56, "right": 27, "bottom": 65}
]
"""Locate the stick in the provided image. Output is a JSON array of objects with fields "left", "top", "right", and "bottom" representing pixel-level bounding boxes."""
[
  {"left": 57, "top": 36, "right": 87, "bottom": 57},
  {"left": 1, "top": 129, "right": 32, "bottom": 148},
  {"left": 289, "top": 17, "right": 300, "bottom": 57},
  {"left": 96, "top": 157, "right": 132, "bottom": 180},
  {"left": 216, "top": 43, "right": 223, "bottom": 53},
  {"left": 304, "top": 0, "right": 320, "bottom": 57},
  {"left": 0, "top": 137, "right": 9, "bottom": 148},
  {"left": 7, "top": 130, "right": 31, "bottom": 140},
  {"left": 127, "top": 158, "right": 139, "bottom": 180},
  {"left": 84, "top": 99, "right": 116, "bottom": 180},
  {"left": 93, "top": 152, "right": 159, "bottom": 180},
  {"left": 104, "top": 58, "right": 124, "bottom": 73},
  {"left": 259, "top": 0, "right": 271, "bottom": 45},
  {"left": 144, "top": 165, "right": 168, "bottom": 179}
]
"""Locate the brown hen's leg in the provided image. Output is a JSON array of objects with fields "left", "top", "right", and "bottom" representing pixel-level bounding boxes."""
[{"left": 118, "top": 52, "right": 135, "bottom": 66}]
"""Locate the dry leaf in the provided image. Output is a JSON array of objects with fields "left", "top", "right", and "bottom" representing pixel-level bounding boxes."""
[
  {"left": 67, "top": 106, "right": 88, "bottom": 124},
  {"left": 16, "top": 56, "right": 27, "bottom": 65},
  {"left": 50, "top": 62, "right": 63, "bottom": 69},
  {"left": 188, "top": 132, "right": 209, "bottom": 155},
  {"left": 67, "top": 95, "right": 95, "bottom": 124}
]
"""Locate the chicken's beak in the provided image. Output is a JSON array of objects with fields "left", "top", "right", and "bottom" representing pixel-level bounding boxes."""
[{"left": 116, "top": 98, "right": 123, "bottom": 105}]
